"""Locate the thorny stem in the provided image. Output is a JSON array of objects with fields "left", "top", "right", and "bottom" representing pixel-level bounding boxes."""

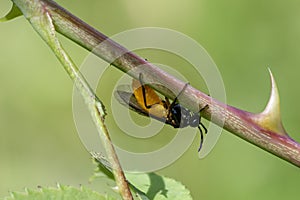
[{"left": 12, "top": 0, "right": 300, "bottom": 168}]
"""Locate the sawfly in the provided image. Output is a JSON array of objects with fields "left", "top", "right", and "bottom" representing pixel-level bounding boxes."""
[{"left": 115, "top": 73, "right": 208, "bottom": 151}]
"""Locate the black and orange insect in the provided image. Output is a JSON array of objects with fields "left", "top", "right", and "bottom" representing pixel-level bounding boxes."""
[{"left": 115, "top": 74, "right": 208, "bottom": 151}]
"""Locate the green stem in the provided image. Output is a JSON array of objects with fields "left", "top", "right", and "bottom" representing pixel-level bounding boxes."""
[{"left": 11, "top": 0, "right": 133, "bottom": 199}]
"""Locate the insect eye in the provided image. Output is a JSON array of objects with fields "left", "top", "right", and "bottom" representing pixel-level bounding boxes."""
[
  {"left": 191, "top": 116, "right": 200, "bottom": 126},
  {"left": 172, "top": 105, "right": 181, "bottom": 114}
]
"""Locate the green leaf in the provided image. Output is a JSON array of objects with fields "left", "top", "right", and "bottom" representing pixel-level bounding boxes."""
[
  {"left": 91, "top": 153, "right": 192, "bottom": 199},
  {"left": 91, "top": 153, "right": 149, "bottom": 200},
  {"left": 2, "top": 185, "right": 117, "bottom": 200},
  {"left": 126, "top": 173, "right": 193, "bottom": 200},
  {"left": 91, "top": 153, "right": 115, "bottom": 181},
  {"left": 0, "top": 4, "right": 22, "bottom": 22}
]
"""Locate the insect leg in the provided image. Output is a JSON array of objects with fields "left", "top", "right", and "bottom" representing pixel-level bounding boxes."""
[
  {"left": 199, "top": 121, "right": 207, "bottom": 134},
  {"left": 199, "top": 104, "right": 208, "bottom": 127},
  {"left": 199, "top": 104, "right": 209, "bottom": 112},
  {"left": 197, "top": 104, "right": 208, "bottom": 151},
  {"left": 197, "top": 126, "right": 204, "bottom": 152},
  {"left": 170, "top": 83, "right": 190, "bottom": 107},
  {"left": 165, "top": 97, "right": 171, "bottom": 107},
  {"left": 138, "top": 73, "right": 159, "bottom": 109},
  {"left": 198, "top": 104, "right": 208, "bottom": 134}
]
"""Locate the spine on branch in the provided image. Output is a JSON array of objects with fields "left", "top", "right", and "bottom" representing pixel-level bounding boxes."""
[{"left": 10, "top": 0, "right": 300, "bottom": 167}]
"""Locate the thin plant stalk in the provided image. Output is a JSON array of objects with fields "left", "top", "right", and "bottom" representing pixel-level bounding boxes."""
[{"left": 11, "top": 0, "right": 133, "bottom": 199}]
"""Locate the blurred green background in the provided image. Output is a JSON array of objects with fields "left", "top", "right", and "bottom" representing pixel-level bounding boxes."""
[{"left": 1, "top": 0, "right": 300, "bottom": 199}]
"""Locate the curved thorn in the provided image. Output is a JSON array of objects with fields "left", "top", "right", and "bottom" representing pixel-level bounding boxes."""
[{"left": 253, "top": 68, "right": 288, "bottom": 136}]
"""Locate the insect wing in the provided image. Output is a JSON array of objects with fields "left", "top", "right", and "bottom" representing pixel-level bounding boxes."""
[
  {"left": 132, "top": 79, "right": 168, "bottom": 119},
  {"left": 132, "top": 79, "right": 164, "bottom": 110},
  {"left": 115, "top": 89, "right": 168, "bottom": 124},
  {"left": 114, "top": 90, "right": 150, "bottom": 117}
]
